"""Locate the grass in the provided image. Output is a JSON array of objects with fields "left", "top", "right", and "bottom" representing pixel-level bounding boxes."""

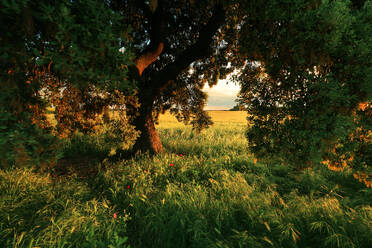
[{"left": 1, "top": 111, "right": 371, "bottom": 247}]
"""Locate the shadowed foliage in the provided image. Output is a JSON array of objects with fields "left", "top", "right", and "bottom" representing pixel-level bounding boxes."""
[
  {"left": 0, "top": 0, "right": 134, "bottom": 168},
  {"left": 236, "top": 0, "right": 371, "bottom": 181}
]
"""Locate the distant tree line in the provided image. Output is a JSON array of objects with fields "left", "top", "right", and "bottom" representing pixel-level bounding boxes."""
[{"left": 229, "top": 103, "right": 246, "bottom": 111}]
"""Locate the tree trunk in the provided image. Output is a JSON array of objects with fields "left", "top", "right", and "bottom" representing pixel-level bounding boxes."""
[
  {"left": 127, "top": 2, "right": 225, "bottom": 155},
  {"left": 131, "top": 90, "right": 163, "bottom": 154}
]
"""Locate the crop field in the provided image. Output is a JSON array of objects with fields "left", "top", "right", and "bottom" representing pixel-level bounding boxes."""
[{"left": 0, "top": 111, "right": 371, "bottom": 248}]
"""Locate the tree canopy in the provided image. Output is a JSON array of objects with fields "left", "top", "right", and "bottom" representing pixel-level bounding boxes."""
[
  {"left": 1, "top": 0, "right": 371, "bottom": 180},
  {"left": 236, "top": 0, "right": 371, "bottom": 177},
  {"left": 1, "top": 0, "right": 134, "bottom": 166}
]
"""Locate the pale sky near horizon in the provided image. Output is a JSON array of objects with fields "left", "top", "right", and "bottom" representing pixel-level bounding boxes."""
[{"left": 202, "top": 79, "right": 240, "bottom": 110}]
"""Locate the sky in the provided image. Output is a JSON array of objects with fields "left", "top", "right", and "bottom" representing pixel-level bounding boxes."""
[{"left": 202, "top": 79, "right": 240, "bottom": 110}]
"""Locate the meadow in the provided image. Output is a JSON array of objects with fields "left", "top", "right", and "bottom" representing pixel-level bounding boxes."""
[{"left": 0, "top": 111, "right": 371, "bottom": 248}]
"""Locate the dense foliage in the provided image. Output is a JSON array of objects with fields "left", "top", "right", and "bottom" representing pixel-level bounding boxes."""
[
  {"left": 1, "top": 0, "right": 370, "bottom": 180},
  {"left": 0, "top": 0, "right": 134, "bottom": 167},
  {"left": 236, "top": 0, "right": 371, "bottom": 179}
]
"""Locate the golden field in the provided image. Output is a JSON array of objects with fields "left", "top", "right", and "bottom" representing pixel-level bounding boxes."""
[{"left": 157, "top": 110, "right": 247, "bottom": 129}]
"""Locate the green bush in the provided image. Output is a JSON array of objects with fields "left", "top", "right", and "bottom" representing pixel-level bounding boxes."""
[{"left": 0, "top": 111, "right": 61, "bottom": 169}]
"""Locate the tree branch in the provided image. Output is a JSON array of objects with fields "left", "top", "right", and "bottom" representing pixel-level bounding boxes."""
[
  {"left": 135, "top": 0, "right": 165, "bottom": 76},
  {"left": 153, "top": 4, "right": 226, "bottom": 90}
]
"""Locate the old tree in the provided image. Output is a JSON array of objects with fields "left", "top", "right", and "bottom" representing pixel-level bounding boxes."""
[
  {"left": 119, "top": 0, "right": 371, "bottom": 176},
  {"left": 1, "top": 0, "right": 371, "bottom": 177},
  {"left": 119, "top": 0, "right": 243, "bottom": 154}
]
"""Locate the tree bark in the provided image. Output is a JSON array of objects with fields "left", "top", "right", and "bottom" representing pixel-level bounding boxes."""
[
  {"left": 131, "top": 88, "right": 163, "bottom": 154},
  {"left": 127, "top": 1, "right": 166, "bottom": 154}
]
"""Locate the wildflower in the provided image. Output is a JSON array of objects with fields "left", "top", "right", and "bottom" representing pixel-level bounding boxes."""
[
  {"left": 179, "top": 154, "right": 183, "bottom": 157},
  {"left": 127, "top": 185, "right": 130, "bottom": 189},
  {"left": 170, "top": 163, "right": 174, "bottom": 167},
  {"left": 113, "top": 213, "right": 117, "bottom": 219}
]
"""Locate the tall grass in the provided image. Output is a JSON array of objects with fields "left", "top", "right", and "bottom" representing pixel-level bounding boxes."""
[{"left": 1, "top": 111, "right": 371, "bottom": 247}]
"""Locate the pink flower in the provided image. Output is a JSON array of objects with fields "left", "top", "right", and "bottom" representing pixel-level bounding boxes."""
[
  {"left": 179, "top": 154, "right": 183, "bottom": 157},
  {"left": 113, "top": 213, "right": 117, "bottom": 219}
]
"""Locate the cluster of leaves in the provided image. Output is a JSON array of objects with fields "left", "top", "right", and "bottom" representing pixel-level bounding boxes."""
[
  {"left": 237, "top": 0, "right": 371, "bottom": 178},
  {"left": 0, "top": 111, "right": 60, "bottom": 170},
  {"left": 41, "top": 74, "right": 139, "bottom": 139},
  {"left": 0, "top": 0, "right": 135, "bottom": 167},
  {"left": 323, "top": 103, "right": 372, "bottom": 187}
]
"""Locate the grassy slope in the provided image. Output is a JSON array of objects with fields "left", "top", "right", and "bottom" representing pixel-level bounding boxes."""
[{"left": 0, "top": 111, "right": 371, "bottom": 248}]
